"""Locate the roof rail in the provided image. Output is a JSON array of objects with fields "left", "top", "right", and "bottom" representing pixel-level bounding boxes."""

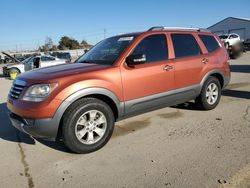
[{"left": 148, "top": 26, "right": 210, "bottom": 32}]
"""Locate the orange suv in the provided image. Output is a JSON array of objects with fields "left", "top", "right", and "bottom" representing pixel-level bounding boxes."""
[{"left": 7, "top": 27, "right": 230, "bottom": 153}]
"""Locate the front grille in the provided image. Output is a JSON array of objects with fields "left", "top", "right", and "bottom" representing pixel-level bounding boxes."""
[
  {"left": 9, "top": 112, "right": 26, "bottom": 124},
  {"left": 9, "top": 112, "right": 34, "bottom": 126},
  {"left": 9, "top": 80, "right": 26, "bottom": 100}
]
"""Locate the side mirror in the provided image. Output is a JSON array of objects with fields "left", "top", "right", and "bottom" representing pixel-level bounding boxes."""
[{"left": 126, "top": 54, "right": 146, "bottom": 66}]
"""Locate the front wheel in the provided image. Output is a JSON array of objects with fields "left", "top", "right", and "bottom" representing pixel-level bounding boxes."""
[
  {"left": 9, "top": 68, "right": 20, "bottom": 77},
  {"left": 195, "top": 76, "right": 221, "bottom": 110},
  {"left": 62, "top": 98, "right": 115, "bottom": 154}
]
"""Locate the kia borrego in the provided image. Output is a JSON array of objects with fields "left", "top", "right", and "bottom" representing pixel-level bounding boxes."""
[{"left": 7, "top": 27, "right": 230, "bottom": 153}]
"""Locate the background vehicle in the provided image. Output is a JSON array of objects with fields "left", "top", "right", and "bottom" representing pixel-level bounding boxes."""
[
  {"left": 0, "top": 54, "right": 4, "bottom": 64},
  {"left": 7, "top": 27, "right": 230, "bottom": 154},
  {"left": 50, "top": 52, "right": 71, "bottom": 63},
  {"left": 243, "top": 38, "right": 250, "bottom": 51},
  {"left": 2, "top": 53, "right": 67, "bottom": 77},
  {"left": 219, "top": 33, "right": 241, "bottom": 48}
]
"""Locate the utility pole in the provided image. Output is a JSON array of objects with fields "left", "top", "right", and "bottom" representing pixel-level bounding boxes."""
[
  {"left": 104, "top": 29, "right": 106, "bottom": 39},
  {"left": 38, "top": 41, "right": 40, "bottom": 51}
]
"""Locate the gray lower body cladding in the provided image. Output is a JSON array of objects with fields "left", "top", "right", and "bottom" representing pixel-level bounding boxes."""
[{"left": 123, "top": 84, "right": 201, "bottom": 118}]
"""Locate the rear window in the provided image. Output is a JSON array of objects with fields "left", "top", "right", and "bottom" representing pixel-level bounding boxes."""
[
  {"left": 171, "top": 34, "right": 201, "bottom": 58},
  {"left": 199, "top": 35, "right": 220, "bottom": 53}
]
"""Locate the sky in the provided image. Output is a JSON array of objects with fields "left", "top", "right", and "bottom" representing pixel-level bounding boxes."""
[{"left": 1, "top": 0, "right": 250, "bottom": 51}]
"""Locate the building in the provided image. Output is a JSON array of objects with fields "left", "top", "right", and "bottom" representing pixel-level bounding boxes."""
[{"left": 208, "top": 17, "right": 250, "bottom": 41}]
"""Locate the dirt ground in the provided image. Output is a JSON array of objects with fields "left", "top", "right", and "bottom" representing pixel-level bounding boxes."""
[{"left": 0, "top": 53, "right": 249, "bottom": 188}]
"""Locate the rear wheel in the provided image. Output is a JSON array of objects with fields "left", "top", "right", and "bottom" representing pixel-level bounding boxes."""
[
  {"left": 195, "top": 76, "right": 221, "bottom": 110},
  {"left": 62, "top": 98, "right": 115, "bottom": 154}
]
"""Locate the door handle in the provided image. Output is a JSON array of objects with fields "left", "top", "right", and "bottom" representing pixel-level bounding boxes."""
[
  {"left": 202, "top": 58, "right": 209, "bottom": 64},
  {"left": 163, "top": 65, "right": 173, "bottom": 71}
]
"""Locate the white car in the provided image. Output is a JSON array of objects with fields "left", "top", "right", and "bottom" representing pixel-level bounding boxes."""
[
  {"left": 2, "top": 53, "right": 67, "bottom": 76},
  {"left": 219, "top": 33, "right": 241, "bottom": 48}
]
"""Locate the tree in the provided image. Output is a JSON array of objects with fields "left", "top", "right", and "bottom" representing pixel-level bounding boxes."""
[
  {"left": 45, "top": 37, "right": 53, "bottom": 50},
  {"left": 58, "top": 36, "right": 80, "bottom": 50},
  {"left": 80, "top": 39, "right": 93, "bottom": 49},
  {"left": 81, "top": 40, "right": 88, "bottom": 45},
  {"left": 38, "top": 37, "right": 55, "bottom": 52},
  {"left": 51, "top": 45, "right": 57, "bottom": 51}
]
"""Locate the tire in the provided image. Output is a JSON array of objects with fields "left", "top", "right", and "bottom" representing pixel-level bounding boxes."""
[
  {"left": 9, "top": 68, "right": 20, "bottom": 75},
  {"left": 195, "top": 76, "right": 221, "bottom": 110},
  {"left": 62, "top": 98, "right": 115, "bottom": 154}
]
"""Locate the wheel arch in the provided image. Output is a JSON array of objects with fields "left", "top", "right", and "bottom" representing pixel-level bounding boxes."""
[
  {"left": 54, "top": 88, "right": 124, "bottom": 140},
  {"left": 8, "top": 67, "right": 21, "bottom": 73},
  {"left": 200, "top": 70, "right": 225, "bottom": 89}
]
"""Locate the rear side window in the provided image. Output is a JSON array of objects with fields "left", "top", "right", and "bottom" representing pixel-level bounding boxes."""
[
  {"left": 199, "top": 35, "right": 220, "bottom": 53},
  {"left": 171, "top": 34, "right": 201, "bottom": 58},
  {"left": 132, "top": 34, "right": 168, "bottom": 63}
]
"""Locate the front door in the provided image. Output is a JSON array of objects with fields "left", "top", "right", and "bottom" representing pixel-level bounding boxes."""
[
  {"left": 120, "top": 34, "right": 175, "bottom": 114},
  {"left": 24, "top": 57, "right": 35, "bottom": 71}
]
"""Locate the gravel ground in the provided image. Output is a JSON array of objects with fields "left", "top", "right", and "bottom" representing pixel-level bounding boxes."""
[{"left": 0, "top": 53, "right": 249, "bottom": 188}]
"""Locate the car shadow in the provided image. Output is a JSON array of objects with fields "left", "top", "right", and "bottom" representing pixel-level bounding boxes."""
[
  {"left": 171, "top": 102, "right": 198, "bottom": 111},
  {"left": 230, "top": 65, "right": 250, "bottom": 73},
  {"left": 0, "top": 74, "right": 12, "bottom": 80},
  {"left": 0, "top": 102, "right": 73, "bottom": 153},
  {"left": 222, "top": 89, "right": 250, "bottom": 99},
  {"left": 0, "top": 102, "right": 35, "bottom": 144},
  {"left": 35, "top": 139, "right": 72, "bottom": 153},
  {"left": 172, "top": 89, "right": 250, "bottom": 111}
]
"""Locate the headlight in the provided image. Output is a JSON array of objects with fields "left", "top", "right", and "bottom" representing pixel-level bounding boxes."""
[{"left": 23, "top": 83, "right": 58, "bottom": 102}]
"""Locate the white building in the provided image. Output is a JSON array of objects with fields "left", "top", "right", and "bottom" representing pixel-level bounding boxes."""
[{"left": 208, "top": 17, "right": 250, "bottom": 41}]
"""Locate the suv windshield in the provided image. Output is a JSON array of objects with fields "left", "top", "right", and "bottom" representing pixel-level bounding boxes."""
[
  {"left": 76, "top": 35, "right": 137, "bottom": 65},
  {"left": 219, "top": 35, "right": 228, "bottom": 39}
]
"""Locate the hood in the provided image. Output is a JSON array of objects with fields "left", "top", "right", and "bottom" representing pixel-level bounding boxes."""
[
  {"left": 2, "top": 52, "right": 22, "bottom": 63},
  {"left": 5, "top": 63, "right": 24, "bottom": 68},
  {"left": 17, "top": 62, "right": 110, "bottom": 83}
]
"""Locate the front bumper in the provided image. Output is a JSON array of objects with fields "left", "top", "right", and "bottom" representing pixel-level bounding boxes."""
[
  {"left": 2, "top": 66, "right": 9, "bottom": 76},
  {"left": 9, "top": 112, "right": 59, "bottom": 141}
]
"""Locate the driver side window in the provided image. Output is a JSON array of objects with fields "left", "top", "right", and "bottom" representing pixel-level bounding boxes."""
[{"left": 132, "top": 34, "right": 168, "bottom": 63}]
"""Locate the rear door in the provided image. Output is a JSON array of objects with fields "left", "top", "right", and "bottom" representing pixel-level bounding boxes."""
[
  {"left": 170, "top": 33, "right": 206, "bottom": 89},
  {"left": 198, "top": 34, "right": 222, "bottom": 65}
]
